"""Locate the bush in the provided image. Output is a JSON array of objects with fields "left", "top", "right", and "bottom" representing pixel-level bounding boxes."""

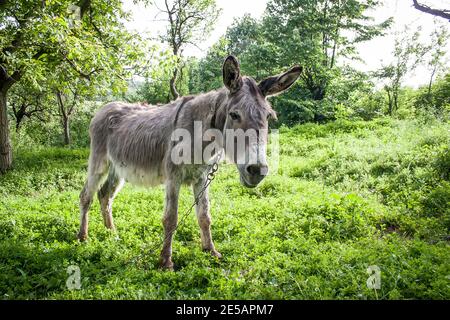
[
  {"left": 9, "top": 100, "right": 100, "bottom": 148},
  {"left": 272, "top": 98, "right": 315, "bottom": 126}
]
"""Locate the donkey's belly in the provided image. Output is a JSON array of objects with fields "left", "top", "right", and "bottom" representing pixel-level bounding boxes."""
[{"left": 113, "top": 163, "right": 165, "bottom": 187}]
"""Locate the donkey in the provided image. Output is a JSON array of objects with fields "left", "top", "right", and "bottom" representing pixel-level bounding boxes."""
[{"left": 77, "top": 55, "right": 301, "bottom": 270}]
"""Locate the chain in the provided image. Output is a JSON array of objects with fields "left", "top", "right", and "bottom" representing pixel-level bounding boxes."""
[{"left": 124, "top": 150, "right": 223, "bottom": 267}]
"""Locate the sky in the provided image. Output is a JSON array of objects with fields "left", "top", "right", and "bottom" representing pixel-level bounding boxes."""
[{"left": 122, "top": 0, "right": 450, "bottom": 87}]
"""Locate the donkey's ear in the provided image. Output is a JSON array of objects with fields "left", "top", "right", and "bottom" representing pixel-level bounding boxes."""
[
  {"left": 223, "top": 55, "right": 242, "bottom": 93},
  {"left": 258, "top": 65, "right": 302, "bottom": 97}
]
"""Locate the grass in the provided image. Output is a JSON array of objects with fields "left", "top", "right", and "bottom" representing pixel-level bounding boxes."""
[{"left": 0, "top": 118, "right": 449, "bottom": 299}]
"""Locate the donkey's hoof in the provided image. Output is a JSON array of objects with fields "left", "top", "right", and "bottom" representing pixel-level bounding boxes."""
[
  {"left": 77, "top": 232, "right": 88, "bottom": 242},
  {"left": 205, "top": 249, "right": 222, "bottom": 259},
  {"left": 212, "top": 250, "right": 222, "bottom": 259},
  {"left": 159, "top": 258, "right": 174, "bottom": 271},
  {"left": 104, "top": 223, "right": 116, "bottom": 231}
]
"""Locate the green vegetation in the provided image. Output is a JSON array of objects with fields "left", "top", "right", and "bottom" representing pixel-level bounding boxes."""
[
  {"left": 1, "top": 119, "right": 448, "bottom": 299},
  {"left": 1, "top": 0, "right": 449, "bottom": 300}
]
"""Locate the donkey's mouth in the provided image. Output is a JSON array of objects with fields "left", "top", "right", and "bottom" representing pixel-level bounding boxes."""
[{"left": 240, "top": 174, "right": 258, "bottom": 188}]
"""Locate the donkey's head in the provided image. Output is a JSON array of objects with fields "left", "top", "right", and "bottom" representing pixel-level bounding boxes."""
[{"left": 220, "top": 55, "right": 302, "bottom": 188}]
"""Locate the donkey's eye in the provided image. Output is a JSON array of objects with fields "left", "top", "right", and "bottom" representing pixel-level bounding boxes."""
[{"left": 229, "top": 111, "right": 240, "bottom": 121}]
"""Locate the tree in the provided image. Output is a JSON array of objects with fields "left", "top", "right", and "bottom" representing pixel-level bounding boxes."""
[
  {"left": 426, "top": 24, "right": 449, "bottom": 99},
  {"left": 125, "top": 48, "right": 178, "bottom": 104},
  {"left": 375, "top": 28, "right": 428, "bottom": 115},
  {"left": 225, "top": 14, "right": 278, "bottom": 80},
  {"left": 415, "top": 73, "right": 450, "bottom": 118},
  {"left": 55, "top": 86, "right": 80, "bottom": 146},
  {"left": 0, "top": 0, "right": 146, "bottom": 171},
  {"left": 156, "top": 0, "right": 220, "bottom": 100},
  {"left": 186, "top": 57, "right": 201, "bottom": 94},
  {"left": 412, "top": 0, "right": 450, "bottom": 20},
  {"left": 194, "top": 36, "right": 229, "bottom": 93},
  {"left": 192, "top": 0, "right": 391, "bottom": 123},
  {"left": 8, "top": 82, "right": 50, "bottom": 132},
  {"left": 262, "top": 0, "right": 392, "bottom": 101}
]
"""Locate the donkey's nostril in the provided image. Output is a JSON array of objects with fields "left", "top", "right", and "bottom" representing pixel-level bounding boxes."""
[
  {"left": 246, "top": 164, "right": 268, "bottom": 176},
  {"left": 246, "top": 164, "right": 260, "bottom": 176}
]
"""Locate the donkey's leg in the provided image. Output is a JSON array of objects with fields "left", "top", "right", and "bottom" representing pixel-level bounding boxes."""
[
  {"left": 193, "top": 179, "right": 221, "bottom": 258},
  {"left": 160, "top": 179, "right": 181, "bottom": 270},
  {"left": 77, "top": 149, "right": 109, "bottom": 241},
  {"left": 78, "top": 172, "right": 107, "bottom": 241},
  {"left": 97, "top": 168, "right": 124, "bottom": 230}
]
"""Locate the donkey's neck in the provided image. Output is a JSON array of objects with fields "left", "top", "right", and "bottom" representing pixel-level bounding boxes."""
[
  {"left": 170, "top": 88, "right": 230, "bottom": 161},
  {"left": 179, "top": 87, "right": 230, "bottom": 132},
  {"left": 211, "top": 89, "right": 230, "bottom": 131}
]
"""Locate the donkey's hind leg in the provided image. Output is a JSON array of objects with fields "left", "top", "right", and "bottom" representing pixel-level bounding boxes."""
[
  {"left": 160, "top": 179, "right": 181, "bottom": 270},
  {"left": 97, "top": 168, "right": 124, "bottom": 230},
  {"left": 77, "top": 156, "right": 108, "bottom": 241}
]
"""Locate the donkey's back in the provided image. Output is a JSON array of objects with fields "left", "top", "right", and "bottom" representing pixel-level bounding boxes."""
[{"left": 88, "top": 101, "right": 178, "bottom": 187}]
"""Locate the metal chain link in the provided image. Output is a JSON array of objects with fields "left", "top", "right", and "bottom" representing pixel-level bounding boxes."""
[{"left": 124, "top": 150, "right": 223, "bottom": 267}]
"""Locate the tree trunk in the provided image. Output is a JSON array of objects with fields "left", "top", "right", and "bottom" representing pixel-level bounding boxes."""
[
  {"left": 169, "top": 66, "right": 179, "bottom": 101},
  {"left": 330, "top": 41, "right": 337, "bottom": 69},
  {"left": 0, "top": 89, "right": 12, "bottom": 173},
  {"left": 312, "top": 85, "right": 326, "bottom": 100},
  {"left": 386, "top": 87, "right": 393, "bottom": 116},
  {"left": 63, "top": 115, "right": 71, "bottom": 145},
  {"left": 393, "top": 89, "right": 398, "bottom": 115},
  {"left": 15, "top": 115, "right": 24, "bottom": 132},
  {"left": 56, "top": 90, "right": 71, "bottom": 146},
  {"left": 427, "top": 66, "right": 436, "bottom": 105},
  {"left": 13, "top": 104, "right": 26, "bottom": 132}
]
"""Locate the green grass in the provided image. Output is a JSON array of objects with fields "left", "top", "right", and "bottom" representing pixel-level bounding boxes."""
[{"left": 0, "top": 118, "right": 449, "bottom": 299}]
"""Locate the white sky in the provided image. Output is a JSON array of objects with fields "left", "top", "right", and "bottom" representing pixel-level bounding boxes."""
[{"left": 122, "top": 0, "right": 450, "bottom": 87}]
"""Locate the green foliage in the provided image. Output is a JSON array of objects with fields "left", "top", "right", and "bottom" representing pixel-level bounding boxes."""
[
  {"left": 1, "top": 0, "right": 148, "bottom": 94},
  {"left": 0, "top": 1, "right": 449, "bottom": 299},
  {"left": 414, "top": 73, "right": 450, "bottom": 120},
  {"left": 262, "top": 0, "right": 391, "bottom": 100},
  {"left": 375, "top": 26, "right": 430, "bottom": 116},
  {"left": 426, "top": 23, "right": 449, "bottom": 90},
  {"left": 0, "top": 0, "right": 162, "bottom": 171},
  {"left": 191, "top": 37, "right": 230, "bottom": 93},
  {"left": 158, "top": 0, "right": 221, "bottom": 99},
  {"left": 126, "top": 49, "right": 179, "bottom": 104},
  {"left": 1, "top": 119, "right": 449, "bottom": 299},
  {"left": 159, "top": 0, "right": 221, "bottom": 51},
  {"left": 271, "top": 97, "right": 315, "bottom": 126},
  {"left": 185, "top": 0, "right": 392, "bottom": 124},
  {"left": 8, "top": 99, "right": 101, "bottom": 148},
  {"left": 226, "top": 14, "right": 276, "bottom": 80}
]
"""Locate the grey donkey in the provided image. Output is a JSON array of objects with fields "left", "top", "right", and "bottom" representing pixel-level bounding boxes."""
[{"left": 78, "top": 55, "right": 302, "bottom": 270}]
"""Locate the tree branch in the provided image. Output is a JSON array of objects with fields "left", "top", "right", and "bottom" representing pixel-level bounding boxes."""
[
  {"left": 62, "top": 55, "right": 92, "bottom": 80},
  {"left": 412, "top": 0, "right": 450, "bottom": 20}
]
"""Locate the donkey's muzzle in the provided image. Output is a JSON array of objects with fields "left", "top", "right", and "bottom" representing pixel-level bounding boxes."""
[
  {"left": 241, "top": 164, "right": 268, "bottom": 188},
  {"left": 246, "top": 164, "right": 268, "bottom": 177}
]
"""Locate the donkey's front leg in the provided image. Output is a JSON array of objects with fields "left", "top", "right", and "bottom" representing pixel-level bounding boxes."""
[
  {"left": 193, "top": 179, "right": 222, "bottom": 259},
  {"left": 160, "top": 179, "right": 181, "bottom": 270}
]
